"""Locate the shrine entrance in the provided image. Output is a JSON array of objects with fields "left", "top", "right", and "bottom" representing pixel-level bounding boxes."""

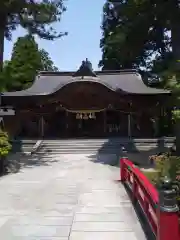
[
  {"left": 67, "top": 111, "right": 105, "bottom": 138},
  {"left": 15, "top": 106, "right": 157, "bottom": 139}
]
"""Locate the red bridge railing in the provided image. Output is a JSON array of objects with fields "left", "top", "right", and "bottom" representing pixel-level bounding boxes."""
[{"left": 120, "top": 157, "right": 180, "bottom": 240}]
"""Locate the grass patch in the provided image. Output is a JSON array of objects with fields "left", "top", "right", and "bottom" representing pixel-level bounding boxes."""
[{"left": 141, "top": 170, "right": 159, "bottom": 185}]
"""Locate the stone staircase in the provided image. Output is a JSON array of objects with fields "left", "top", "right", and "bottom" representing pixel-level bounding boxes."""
[
  {"left": 38, "top": 139, "right": 122, "bottom": 155},
  {"left": 37, "top": 137, "right": 175, "bottom": 155},
  {"left": 124, "top": 137, "right": 175, "bottom": 151},
  {"left": 10, "top": 139, "right": 37, "bottom": 154}
]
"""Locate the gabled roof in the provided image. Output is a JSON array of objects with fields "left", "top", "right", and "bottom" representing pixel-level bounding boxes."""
[{"left": 2, "top": 60, "right": 170, "bottom": 97}]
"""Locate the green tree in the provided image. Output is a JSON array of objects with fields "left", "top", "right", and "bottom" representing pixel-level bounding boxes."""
[
  {"left": 39, "top": 49, "right": 58, "bottom": 71},
  {"left": 99, "top": 0, "right": 180, "bottom": 154},
  {"left": 100, "top": 1, "right": 152, "bottom": 69},
  {"left": 0, "top": 0, "right": 66, "bottom": 70},
  {"left": 4, "top": 34, "right": 59, "bottom": 91},
  {"left": 5, "top": 35, "right": 42, "bottom": 90},
  {"left": 99, "top": 0, "right": 173, "bottom": 71}
]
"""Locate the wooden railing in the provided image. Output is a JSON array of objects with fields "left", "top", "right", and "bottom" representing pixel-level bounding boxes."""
[{"left": 120, "top": 157, "right": 180, "bottom": 240}]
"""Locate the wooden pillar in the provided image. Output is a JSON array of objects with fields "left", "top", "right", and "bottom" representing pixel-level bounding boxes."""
[
  {"left": 103, "top": 110, "right": 106, "bottom": 134},
  {"left": 66, "top": 111, "right": 69, "bottom": 136},
  {"left": 167, "top": 107, "right": 172, "bottom": 136},
  {"left": 128, "top": 113, "right": 131, "bottom": 138},
  {"left": 158, "top": 106, "right": 164, "bottom": 137},
  {"left": 128, "top": 102, "right": 132, "bottom": 138},
  {"left": 39, "top": 116, "right": 44, "bottom": 138}
]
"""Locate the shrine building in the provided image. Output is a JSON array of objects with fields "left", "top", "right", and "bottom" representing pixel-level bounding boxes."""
[{"left": 1, "top": 59, "right": 171, "bottom": 139}]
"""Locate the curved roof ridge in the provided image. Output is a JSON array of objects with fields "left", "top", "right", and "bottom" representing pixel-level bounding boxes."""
[
  {"left": 52, "top": 77, "right": 116, "bottom": 94},
  {"left": 38, "top": 69, "right": 138, "bottom": 76},
  {"left": 2, "top": 71, "right": 170, "bottom": 97}
]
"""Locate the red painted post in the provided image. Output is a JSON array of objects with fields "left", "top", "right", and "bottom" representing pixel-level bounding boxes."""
[
  {"left": 144, "top": 196, "right": 149, "bottom": 217},
  {"left": 157, "top": 211, "right": 179, "bottom": 240},
  {"left": 120, "top": 158, "right": 126, "bottom": 181},
  {"left": 120, "top": 146, "right": 128, "bottom": 181},
  {"left": 132, "top": 175, "right": 138, "bottom": 203},
  {"left": 157, "top": 177, "right": 180, "bottom": 240}
]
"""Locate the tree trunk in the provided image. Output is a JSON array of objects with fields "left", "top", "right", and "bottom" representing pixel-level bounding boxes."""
[
  {"left": 0, "top": 16, "right": 6, "bottom": 72},
  {"left": 170, "top": 2, "right": 180, "bottom": 154},
  {"left": 0, "top": 30, "right": 4, "bottom": 72},
  {"left": 171, "top": 0, "right": 180, "bottom": 75},
  {"left": 0, "top": 156, "right": 5, "bottom": 174},
  {"left": 171, "top": 22, "right": 180, "bottom": 74}
]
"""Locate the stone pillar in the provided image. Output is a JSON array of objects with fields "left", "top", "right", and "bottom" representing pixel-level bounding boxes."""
[{"left": 157, "top": 177, "right": 179, "bottom": 240}]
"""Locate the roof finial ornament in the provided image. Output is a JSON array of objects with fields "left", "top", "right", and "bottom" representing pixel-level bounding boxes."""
[
  {"left": 85, "top": 58, "right": 93, "bottom": 71},
  {"left": 73, "top": 58, "right": 97, "bottom": 77}
]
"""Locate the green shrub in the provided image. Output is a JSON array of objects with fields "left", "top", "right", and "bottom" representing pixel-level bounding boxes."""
[
  {"left": 0, "top": 130, "right": 11, "bottom": 157},
  {"left": 149, "top": 153, "right": 171, "bottom": 185},
  {"left": 148, "top": 153, "right": 180, "bottom": 207},
  {"left": 172, "top": 110, "right": 180, "bottom": 122},
  {"left": 149, "top": 153, "right": 180, "bottom": 181},
  {"left": 142, "top": 170, "right": 159, "bottom": 185},
  {"left": 168, "top": 156, "right": 180, "bottom": 180}
]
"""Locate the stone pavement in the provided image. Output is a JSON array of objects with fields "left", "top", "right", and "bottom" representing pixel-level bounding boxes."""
[{"left": 0, "top": 153, "right": 146, "bottom": 239}]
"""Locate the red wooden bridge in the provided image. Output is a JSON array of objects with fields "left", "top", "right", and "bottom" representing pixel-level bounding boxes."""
[{"left": 120, "top": 157, "right": 180, "bottom": 240}]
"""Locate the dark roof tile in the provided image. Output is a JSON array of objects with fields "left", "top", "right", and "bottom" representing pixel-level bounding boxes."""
[{"left": 2, "top": 70, "right": 170, "bottom": 97}]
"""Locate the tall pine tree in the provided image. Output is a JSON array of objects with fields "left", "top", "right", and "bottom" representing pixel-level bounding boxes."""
[
  {"left": 99, "top": 0, "right": 173, "bottom": 72},
  {"left": 0, "top": 0, "right": 66, "bottom": 70},
  {"left": 4, "top": 34, "right": 58, "bottom": 91},
  {"left": 39, "top": 49, "right": 58, "bottom": 72},
  {"left": 100, "top": 0, "right": 180, "bottom": 153}
]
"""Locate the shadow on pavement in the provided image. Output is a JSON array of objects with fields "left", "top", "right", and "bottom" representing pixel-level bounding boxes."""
[
  {"left": 86, "top": 137, "right": 173, "bottom": 169},
  {"left": 6, "top": 152, "right": 58, "bottom": 173}
]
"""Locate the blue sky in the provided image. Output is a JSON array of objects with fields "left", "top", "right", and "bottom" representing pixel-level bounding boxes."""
[{"left": 4, "top": 0, "right": 106, "bottom": 71}]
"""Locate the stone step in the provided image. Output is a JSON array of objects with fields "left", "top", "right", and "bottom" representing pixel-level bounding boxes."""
[
  {"left": 41, "top": 141, "right": 174, "bottom": 145},
  {"left": 42, "top": 137, "right": 174, "bottom": 141},
  {"left": 41, "top": 142, "right": 174, "bottom": 146},
  {"left": 41, "top": 142, "right": 173, "bottom": 149},
  {"left": 37, "top": 150, "right": 120, "bottom": 154},
  {"left": 42, "top": 138, "right": 174, "bottom": 144},
  {"left": 41, "top": 143, "right": 173, "bottom": 148},
  {"left": 38, "top": 145, "right": 172, "bottom": 155},
  {"left": 11, "top": 140, "right": 37, "bottom": 153},
  {"left": 41, "top": 148, "right": 121, "bottom": 152},
  {"left": 40, "top": 144, "right": 168, "bottom": 149},
  {"left": 33, "top": 137, "right": 175, "bottom": 155},
  {"left": 41, "top": 144, "right": 122, "bottom": 148}
]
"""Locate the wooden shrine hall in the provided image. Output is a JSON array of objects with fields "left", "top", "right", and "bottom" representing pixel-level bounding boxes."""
[{"left": 1, "top": 59, "right": 171, "bottom": 139}]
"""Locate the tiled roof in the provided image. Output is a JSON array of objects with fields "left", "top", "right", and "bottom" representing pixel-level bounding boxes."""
[{"left": 2, "top": 70, "right": 170, "bottom": 97}]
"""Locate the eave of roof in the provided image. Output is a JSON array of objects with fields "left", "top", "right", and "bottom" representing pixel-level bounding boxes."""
[{"left": 1, "top": 70, "right": 171, "bottom": 97}]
